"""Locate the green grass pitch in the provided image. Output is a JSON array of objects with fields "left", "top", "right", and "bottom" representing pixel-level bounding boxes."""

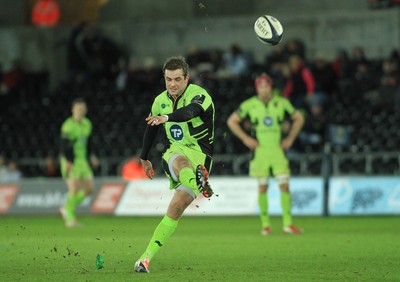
[{"left": 1, "top": 215, "right": 399, "bottom": 281}]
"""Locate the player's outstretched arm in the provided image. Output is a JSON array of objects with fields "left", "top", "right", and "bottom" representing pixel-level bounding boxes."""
[
  {"left": 146, "top": 115, "right": 169, "bottom": 126},
  {"left": 146, "top": 103, "right": 203, "bottom": 126}
]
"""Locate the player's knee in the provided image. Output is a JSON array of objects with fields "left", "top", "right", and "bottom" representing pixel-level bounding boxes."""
[
  {"left": 168, "top": 203, "right": 185, "bottom": 220},
  {"left": 279, "top": 184, "right": 289, "bottom": 193},
  {"left": 276, "top": 174, "right": 290, "bottom": 192},
  {"left": 257, "top": 177, "right": 268, "bottom": 193},
  {"left": 258, "top": 185, "right": 268, "bottom": 194},
  {"left": 167, "top": 190, "right": 193, "bottom": 220},
  {"left": 173, "top": 156, "right": 192, "bottom": 175}
]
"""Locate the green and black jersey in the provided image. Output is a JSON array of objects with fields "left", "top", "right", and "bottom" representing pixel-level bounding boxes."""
[
  {"left": 60, "top": 117, "right": 92, "bottom": 162},
  {"left": 143, "top": 84, "right": 215, "bottom": 158},
  {"left": 237, "top": 94, "right": 295, "bottom": 150}
]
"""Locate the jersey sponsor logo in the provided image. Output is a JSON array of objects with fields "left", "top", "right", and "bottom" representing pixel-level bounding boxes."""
[
  {"left": 170, "top": 124, "right": 184, "bottom": 140},
  {"left": 264, "top": 116, "right": 273, "bottom": 126},
  {"left": 191, "top": 94, "right": 205, "bottom": 105}
]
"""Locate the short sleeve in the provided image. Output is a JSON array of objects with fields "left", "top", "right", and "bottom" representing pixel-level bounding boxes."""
[
  {"left": 61, "top": 120, "right": 71, "bottom": 137},
  {"left": 283, "top": 98, "right": 295, "bottom": 116},
  {"left": 237, "top": 100, "right": 249, "bottom": 119},
  {"left": 150, "top": 100, "right": 161, "bottom": 116},
  {"left": 190, "top": 93, "right": 212, "bottom": 112}
]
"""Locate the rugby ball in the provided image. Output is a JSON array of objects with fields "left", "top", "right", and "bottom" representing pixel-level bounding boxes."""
[{"left": 254, "top": 15, "right": 283, "bottom": 46}]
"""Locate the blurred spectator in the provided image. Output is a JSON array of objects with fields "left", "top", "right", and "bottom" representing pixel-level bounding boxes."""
[
  {"left": 282, "top": 55, "right": 315, "bottom": 110},
  {"left": 66, "top": 21, "right": 92, "bottom": 84},
  {"left": 389, "top": 48, "right": 400, "bottom": 65},
  {"left": 186, "top": 45, "right": 209, "bottom": 68},
  {"left": 284, "top": 39, "right": 306, "bottom": 59},
  {"left": 219, "top": 44, "right": 250, "bottom": 77},
  {"left": 115, "top": 57, "right": 130, "bottom": 92},
  {"left": 351, "top": 46, "right": 369, "bottom": 69},
  {"left": 0, "top": 60, "right": 25, "bottom": 97},
  {"left": 265, "top": 45, "right": 287, "bottom": 66},
  {"left": 126, "top": 56, "right": 162, "bottom": 91},
  {"left": 187, "top": 46, "right": 223, "bottom": 72},
  {"left": 331, "top": 49, "right": 355, "bottom": 100},
  {"left": 41, "top": 155, "right": 60, "bottom": 177},
  {"left": 186, "top": 46, "right": 223, "bottom": 85},
  {"left": 121, "top": 155, "right": 147, "bottom": 181},
  {"left": 353, "top": 62, "right": 379, "bottom": 96},
  {"left": 31, "top": 0, "right": 60, "bottom": 28},
  {"left": 66, "top": 22, "right": 126, "bottom": 86},
  {"left": 86, "top": 28, "right": 127, "bottom": 84},
  {"left": 1, "top": 160, "right": 22, "bottom": 183},
  {"left": 349, "top": 46, "right": 378, "bottom": 97},
  {"left": 299, "top": 97, "right": 327, "bottom": 151},
  {"left": 380, "top": 58, "right": 399, "bottom": 83},
  {"left": 0, "top": 155, "right": 7, "bottom": 182},
  {"left": 365, "top": 72, "right": 400, "bottom": 112},
  {"left": 265, "top": 45, "right": 287, "bottom": 90},
  {"left": 332, "top": 49, "right": 353, "bottom": 79},
  {"left": 310, "top": 53, "right": 337, "bottom": 97}
]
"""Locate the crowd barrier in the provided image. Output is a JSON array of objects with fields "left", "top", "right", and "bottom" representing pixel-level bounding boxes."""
[{"left": 1, "top": 176, "right": 399, "bottom": 216}]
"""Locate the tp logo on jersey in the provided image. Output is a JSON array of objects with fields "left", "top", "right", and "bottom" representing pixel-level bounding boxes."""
[
  {"left": 170, "top": 124, "right": 183, "bottom": 140},
  {"left": 264, "top": 117, "right": 273, "bottom": 126}
]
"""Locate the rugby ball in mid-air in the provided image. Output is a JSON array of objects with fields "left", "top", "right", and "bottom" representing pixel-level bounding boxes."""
[{"left": 254, "top": 15, "right": 283, "bottom": 46}]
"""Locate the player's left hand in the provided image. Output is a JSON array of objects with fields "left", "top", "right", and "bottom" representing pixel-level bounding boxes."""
[
  {"left": 281, "top": 138, "right": 293, "bottom": 150},
  {"left": 146, "top": 115, "right": 168, "bottom": 126}
]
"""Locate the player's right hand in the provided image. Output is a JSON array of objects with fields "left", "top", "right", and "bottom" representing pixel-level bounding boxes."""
[{"left": 140, "top": 159, "right": 155, "bottom": 179}]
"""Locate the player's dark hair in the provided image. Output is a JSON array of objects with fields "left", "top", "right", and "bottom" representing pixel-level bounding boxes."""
[
  {"left": 163, "top": 56, "right": 189, "bottom": 77},
  {"left": 71, "top": 98, "right": 86, "bottom": 106}
]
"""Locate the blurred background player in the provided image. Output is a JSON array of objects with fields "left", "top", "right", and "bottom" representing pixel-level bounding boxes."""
[
  {"left": 134, "top": 56, "right": 215, "bottom": 273},
  {"left": 59, "top": 98, "right": 99, "bottom": 227},
  {"left": 227, "top": 73, "right": 304, "bottom": 235}
]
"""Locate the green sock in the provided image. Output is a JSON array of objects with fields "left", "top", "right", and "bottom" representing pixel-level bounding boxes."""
[
  {"left": 65, "top": 193, "right": 76, "bottom": 221},
  {"left": 179, "top": 167, "right": 197, "bottom": 189},
  {"left": 258, "top": 192, "right": 270, "bottom": 228},
  {"left": 140, "top": 215, "right": 178, "bottom": 262},
  {"left": 73, "top": 190, "right": 86, "bottom": 208},
  {"left": 281, "top": 192, "right": 292, "bottom": 227}
]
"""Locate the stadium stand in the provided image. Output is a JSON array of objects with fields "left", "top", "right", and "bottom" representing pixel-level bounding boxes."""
[{"left": 0, "top": 45, "right": 399, "bottom": 178}]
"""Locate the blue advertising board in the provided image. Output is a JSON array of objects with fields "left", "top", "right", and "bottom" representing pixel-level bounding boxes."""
[{"left": 329, "top": 177, "right": 400, "bottom": 215}]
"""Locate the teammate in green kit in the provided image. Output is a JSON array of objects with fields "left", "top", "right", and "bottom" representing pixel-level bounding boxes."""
[
  {"left": 134, "top": 56, "right": 214, "bottom": 273},
  {"left": 227, "top": 73, "right": 304, "bottom": 235},
  {"left": 59, "top": 98, "right": 99, "bottom": 227}
]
